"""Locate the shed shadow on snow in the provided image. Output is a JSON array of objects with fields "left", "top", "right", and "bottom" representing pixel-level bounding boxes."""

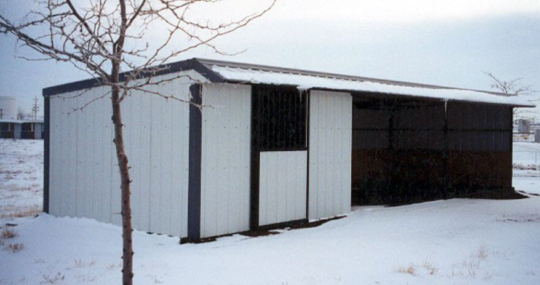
[{"left": 183, "top": 216, "right": 346, "bottom": 244}]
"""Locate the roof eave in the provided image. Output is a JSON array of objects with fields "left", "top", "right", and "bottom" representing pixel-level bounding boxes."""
[
  {"left": 42, "top": 58, "right": 225, "bottom": 97},
  {"left": 214, "top": 81, "right": 536, "bottom": 108}
]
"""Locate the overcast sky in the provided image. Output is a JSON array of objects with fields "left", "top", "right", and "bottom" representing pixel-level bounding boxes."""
[{"left": 1, "top": 0, "right": 539, "bottom": 117}]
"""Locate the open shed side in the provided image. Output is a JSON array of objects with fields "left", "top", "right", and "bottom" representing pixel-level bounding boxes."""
[{"left": 352, "top": 95, "right": 514, "bottom": 205}]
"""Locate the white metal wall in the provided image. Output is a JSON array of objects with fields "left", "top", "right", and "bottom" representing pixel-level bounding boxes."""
[
  {"left": 309, "top": 90, "right": 353, "bottom": 220},
  {"left": 48, "top": 70, "right": 207, "bottom": 238},
  {"left": 259, "top": 151, "right": 307, "bottom": 226},
  {"left": 13, "top": 124, "right": 21, "bottom": 139},
  {"left": 200, "top": 84, "right": 251, "bottom": 238},
  {"left": 34, "top": 123, "right": 43, "bottom": 139}
]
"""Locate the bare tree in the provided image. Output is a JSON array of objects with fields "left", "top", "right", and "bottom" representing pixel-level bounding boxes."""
[
  {"left": 485, "top": 72, "right": 537, "bottom": 120},
  {"left": 0, "top": 1, "right": 275, "bottom": 284},
  {"left": 485, "top": 72, "right": 534, "bottom": 96}
]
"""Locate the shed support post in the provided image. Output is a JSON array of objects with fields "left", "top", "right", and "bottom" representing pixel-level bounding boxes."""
[
  {"left": 249, "top": 88, "right": 260, "bottom": 231},
  {"left": 43, "top": 94, "right": 50, "bottom": 213},
  {"left": 388, "top": 100, "right": 395, "bottom": 151},
  {"left": 443, "top": 100, "right": 450, "bottom": 197},
  {"left": 187, "top": 84, "right": 202, "bottom": 242}
]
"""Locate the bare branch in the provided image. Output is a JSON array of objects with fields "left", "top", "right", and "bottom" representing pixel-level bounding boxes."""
[
  {"left": 1, "top": 1, "right": 276, "bottom": 284},
  {"left": 484, "top": 71, "right": 536, "bottom": 96}
]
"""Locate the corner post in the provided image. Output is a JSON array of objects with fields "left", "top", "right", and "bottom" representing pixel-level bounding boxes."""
[
  {"left": 43, "top": 93, "right": 50, "bottom": 213},
  {"left": 187, "top": 84, "right": 203, "bottom": 242}
]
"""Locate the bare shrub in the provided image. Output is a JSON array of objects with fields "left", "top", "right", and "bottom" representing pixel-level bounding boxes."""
[
  {"left": 454, "top": 245, "right": 492, "bottom": 278},
  {"left": 1, "top": 226, "right": 17, "bottom": 239},
  {"left": 74, "top": 259, "right": 95, "bottom": 268},
  {"left": 6, "top": 243, "right": 24, "bottom": 253},
  {"left": 476, "top": 245, "right": 490, "bottom": 261},
  {"left": 422, "top": 261, "right": 438, "bottom": 275},
  {"left": 40, "top": 272, "right": 65, "bottom": 284},
  {"left": 396, "top": 261, "right": 438, "bottom": 276},
  {"left": 396, "top": 264, "right": 416, "bottom": 275}
]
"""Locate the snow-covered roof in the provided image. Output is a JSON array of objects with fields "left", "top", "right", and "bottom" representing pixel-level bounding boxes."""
[
  {"left": 0, "top": 119, "right": 43, "bottom": 124},
  {"left": 197, "top": 59, "right": 534, "bottom": 107},
  {"left": 44, "top": 58, "right": 534, "bottom": 107}
]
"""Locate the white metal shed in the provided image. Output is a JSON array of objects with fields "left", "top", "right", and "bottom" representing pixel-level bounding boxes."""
[{"left": 43, "top": 58, "right": 533, "bottom": 242}]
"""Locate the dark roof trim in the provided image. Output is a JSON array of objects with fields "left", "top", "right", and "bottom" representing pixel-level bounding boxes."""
[
  {"left": 43, "top": 57, "right": 522, "bottom": 102},
  {"left": 42, "top": 58, "right": 226, "bottom": 97}
]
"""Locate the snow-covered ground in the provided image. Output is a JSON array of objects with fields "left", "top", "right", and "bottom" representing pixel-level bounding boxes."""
[
  {"left": 514, "top": 142, "right": 540, "bottom": 171},
  {"left": 0, "top": 139, "right": 43, "bottom": 220},
  {"left": 1, "top": 139, "right": 540, "bottom": 285}
]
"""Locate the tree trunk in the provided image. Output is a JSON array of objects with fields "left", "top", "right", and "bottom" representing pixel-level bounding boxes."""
[
  {"left": 113, "top": 1, "right": 133, "bottom": 284},
  {"left": 111, "top": 84, "right": 134, "bottom": 285}
]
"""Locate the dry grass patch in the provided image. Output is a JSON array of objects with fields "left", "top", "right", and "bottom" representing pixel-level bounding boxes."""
[
  {"left": 476, "top": 245, "right": 490, "bottom": 261},
  {"left": 452, "top": 245, "right": 493, "bottom": 279},
  {"left": 40, "top": 272, "right": 65, "bottom": 284},
  {"left": 2, "top": 226, "right": 17, "bottom": 239},
  {"left": 73, "top": 259, "right": 96, "bottom": 268},
  {"left": 0, "top": 205, "right": 42, "bottom": 218},
  {"left": 1, "top": 225, "right": 25, "bottom": 253},
  {"left": 422, "top": 261, "right": 438, "bottom": 275},
  {"left": 6, "top": 242, "right": 24, "bottom": 253},
  {"left": 396, "top": 264, "right": 416, "bottom": 275},
  {"left": 396, "top": 261, "right": 438, "bottom": 276}
]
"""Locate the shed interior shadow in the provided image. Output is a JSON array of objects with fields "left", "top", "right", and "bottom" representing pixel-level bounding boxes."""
[{"left": 351, "top": 94, "right": 515, "bottom": 205}]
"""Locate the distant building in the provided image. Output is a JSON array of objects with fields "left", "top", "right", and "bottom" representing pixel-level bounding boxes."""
[
  {"left": 518, "top": 119, "right": 531, "bottom": 133},
  {"left": 0, "top": 119, "right": 44, "bottom": 139}
]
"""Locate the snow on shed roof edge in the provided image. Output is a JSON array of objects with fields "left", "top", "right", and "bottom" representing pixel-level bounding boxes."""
[
  {"left": 42, "top": 57, "right": 535, "bottom": 107},
  {"left": 202, "top": 61, "right": 534, "bottom": 107}
]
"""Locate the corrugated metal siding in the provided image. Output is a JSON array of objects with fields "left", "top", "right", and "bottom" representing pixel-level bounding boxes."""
[
  {"left": 448, "top": 102, "right": 512, "bottom": 152},
  {"left": 446, "top": 102, "right": 513, "bottom": 190},
  {"left": 48, "top": 70, "right": 206, "bottom": 238},
  {"left": 309, "top": 90, "right": 353, "bottom": 220},
  {"left": 259, "top": 151, "right": 308, "bottom": 226},
  {"left": 200, "top": 84, "right": 251, "bottom": 238},
  {"left": 351, "top": 97, "right": 514, "bottom": 205}
]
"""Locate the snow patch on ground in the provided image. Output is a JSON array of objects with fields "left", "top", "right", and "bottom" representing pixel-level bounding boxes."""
[
  {"left": 0, "top": 139, "right": 43, "bottom": 220},
  {"left": 513, "top": 142, "right": 540, "bottom": 174},
  {"left": 514, "top": 142, "right": 540, "bottom": 165},
  {"left": 1, "top": 139, "right": 540, "bottom": 285}
]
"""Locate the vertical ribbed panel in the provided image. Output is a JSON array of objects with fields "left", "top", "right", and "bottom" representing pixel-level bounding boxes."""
[
  {"left": 48, "top": 96, "right": 61, "bottom": 216},
  {"left": 200, "top": 84, "right": 251, "bottom": 238},
  {"left": 309, "top": 90, "right": 352, "bottom": 220},
  {"left": 47, "top": 70, "right": 206, "bottom": 238},
  {"left": 259, "top": 151, "right": 307, "bottom": 226}
]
